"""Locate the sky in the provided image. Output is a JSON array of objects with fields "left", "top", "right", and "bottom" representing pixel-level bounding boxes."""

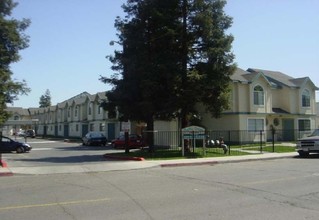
[{"left": 10, "top": 0, "right": 319, "bottom": 108}]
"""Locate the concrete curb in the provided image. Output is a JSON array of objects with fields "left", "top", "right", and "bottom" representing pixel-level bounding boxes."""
[
  {"left": 103, "top": 154, "right": 145, "bottom": 161},
  {"left": 0, "top": 160, "right": 13, "bottom": 177},
  {"left": 159, "top": 153, "right": 296, "bottom": 167},
  {"left": 0, "top": 160, "right": 8, "bottom": 168},
  {"left": 161, "top": 161, "right": 219, "bottom": 167}
]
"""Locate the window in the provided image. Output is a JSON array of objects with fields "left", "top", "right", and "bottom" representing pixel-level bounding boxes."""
[
  {"left": 98, "top": 106, "right": 103, "bottom": 114},
  {"left": 248, "top": 119, "right": 264, "bottom": 131},
  {"left": 99, "top": 123, "right": 105, "bottom": 131},
  {"left": 75, "top": 106, "right": 78, "bottom": 117},
  {"left": 88, "top": 103, "right": 93, "bottom": 115},
  {"left": 253, "top": 85, "right": 264, "bottom": 105},
  {"left": 76, "top": 124, "right": 79, "bottom": 132},
  {"left": 298, "top": 119, "right": 311, "bottom": 131},
  {"left": 89, "top": 124, "right": 94, "bottom": 131},
  {"left": 302, "top": 89, "right": 310, "bottom": 107}
]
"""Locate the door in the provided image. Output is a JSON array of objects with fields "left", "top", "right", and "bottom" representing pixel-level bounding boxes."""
[
  {"left": 282, "top": 119, "right": 295, "bottom": 141},
  {"left": 82, "top": 124, "right": 88, "bottom": 137},
  {"left": 107, "top": 123, "right": 115, "bottom": 140},
  {"left": 64, "top": 125, "right": 69, "bottom": 137}
]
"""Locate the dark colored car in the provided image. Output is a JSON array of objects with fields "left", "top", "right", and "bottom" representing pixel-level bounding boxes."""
[
  {"left": 82, "top": 132, "right": 107, "bottom": 146},
  {"left": 0, "top": 136, "right": 32, "bottom": 153},
  {"left": 112, "top": 134, "right": 144, "bottom": 149}
]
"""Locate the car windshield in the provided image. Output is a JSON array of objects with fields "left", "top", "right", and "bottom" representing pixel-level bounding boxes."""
[
  {"left": 310, "top": 129, "right": 319, "bottom": 137},
  {"left": 90, "top": 132, "right": 104, "bottom": 138}
]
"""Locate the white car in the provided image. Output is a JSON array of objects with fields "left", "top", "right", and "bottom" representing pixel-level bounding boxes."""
[{"left": 296, "top": 129, "right": 319, "bottom": 157}]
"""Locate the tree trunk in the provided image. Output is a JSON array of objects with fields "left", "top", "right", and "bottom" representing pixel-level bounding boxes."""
[{"left": 145, "top": 117, "right": 155, "bottom": 154}]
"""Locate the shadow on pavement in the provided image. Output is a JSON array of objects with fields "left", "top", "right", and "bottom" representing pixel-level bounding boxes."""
[
  {"left": 295, "top": 154, "right": 319, "bottom": 159},
  {"left": 10, "top": 154, "right": 109, "bottom": 164}
]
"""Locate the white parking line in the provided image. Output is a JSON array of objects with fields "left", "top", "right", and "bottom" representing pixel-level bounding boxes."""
[{"left": 25, "top": 141, "right": 57, "bottom": 144}]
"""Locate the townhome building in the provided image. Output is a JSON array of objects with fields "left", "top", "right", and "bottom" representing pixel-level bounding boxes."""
[
  {"left": 3, "top": 68, "right": 318, "bottom": 145},
  {"left": 4, "top": 92, "right": 121, "bottom": 141},
  {"left": 200, "top": 68, "right": 318, "bottom": 143}
]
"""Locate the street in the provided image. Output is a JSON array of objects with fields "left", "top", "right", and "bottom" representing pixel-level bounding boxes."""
[{"left": 0, "top": 139, "right": 319, "bottom": 220}]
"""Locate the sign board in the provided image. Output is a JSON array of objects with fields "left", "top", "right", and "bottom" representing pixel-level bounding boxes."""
[
  {"left": 182, "top": 126, "right": 205, "bottom": 139},
  {"left": 181, "top": 126, "right": 206, "bottom": 156}
]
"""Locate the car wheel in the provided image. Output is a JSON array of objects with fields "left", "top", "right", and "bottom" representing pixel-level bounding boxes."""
[
  {"left": 16, "top": 147, "right": 25, "bottom": 153},
  {"left": 298, "top": 151, "right": 309, "bottom": 158}
]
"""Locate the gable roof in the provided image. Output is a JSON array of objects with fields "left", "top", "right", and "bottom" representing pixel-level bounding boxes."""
[
  {"left": 247, "top": 68, "right": 318, "bottom": 90},
  {"left": 231, "top": 68, "right": 274, "bottom": 87}
]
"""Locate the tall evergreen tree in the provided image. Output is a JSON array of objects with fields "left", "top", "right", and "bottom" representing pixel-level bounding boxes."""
[
  {"left": 39, "top": 89, "right": 52, "bottom": 108},
  {"left": 101, "top": 0, "right": 182, "bottom": 128},
  {"left": 0, "top": 0, "right": 30, "bottom": 125},
  {"left": 101, "top": 0, "right": 235, "bottom": 133}
]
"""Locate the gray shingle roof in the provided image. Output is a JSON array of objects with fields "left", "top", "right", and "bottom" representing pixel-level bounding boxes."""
[
  {"left": 246, "top": 68, "right": 318, "bottom": 89},
  {"left": 231, "top": 68, "right": 318, "bottom": 90}
]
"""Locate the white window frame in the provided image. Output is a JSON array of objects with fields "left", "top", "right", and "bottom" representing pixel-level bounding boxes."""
[
  {"left": 302, "top": 89, "right": 310, "bottom": 107},
  {"left": 248, "top": 118, "right": 265, "bottom": 132},
  {"left": 253, "top": 85, "right": 264, "bottom": 106}
]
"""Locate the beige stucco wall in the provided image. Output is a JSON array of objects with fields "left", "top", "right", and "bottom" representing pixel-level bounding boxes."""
[{"left": 233, "top": 83, "right": 250, "bottom": 113}]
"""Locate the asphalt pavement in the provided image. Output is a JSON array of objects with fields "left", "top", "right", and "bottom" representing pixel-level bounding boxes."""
[{"left": 0, "top": 151, "right": 297, "bottom": 176}]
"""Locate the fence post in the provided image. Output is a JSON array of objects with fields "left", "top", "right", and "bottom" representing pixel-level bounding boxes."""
[
  {"left": 271, "top": 127, "right": 276, "bottom": 152},
  {"left": 0, "top": 131, "right": 2, "bottom": 166},
  {"left": 228, "top": 130, "right": 231, "bottom": 155},
  {"left": 260, "top": 130, "right": 263, "bottom": 153}
]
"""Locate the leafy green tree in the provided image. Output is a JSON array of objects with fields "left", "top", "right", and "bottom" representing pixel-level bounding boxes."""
[
  {"left": 0, "top": 0, "right": 30, "bottom": 125},
  {"left": 39, "top": 89, "right": 52, "bottom": 108},
  {"left": 101, "top": 0, "right": 235, "bottom": 133}
]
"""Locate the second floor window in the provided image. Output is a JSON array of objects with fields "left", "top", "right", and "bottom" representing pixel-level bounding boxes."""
[
  {"left": 253, "top": 85, "right": 264, "bottom": 105},
  {"left": 302, "top": 89, "right": 310, "bottom": 107},
  {"left": 89, "top": 103, "right": 93, "bottom": 115},
  {"left": 75, "top": 106, "right": 78, "bottom": 117}
]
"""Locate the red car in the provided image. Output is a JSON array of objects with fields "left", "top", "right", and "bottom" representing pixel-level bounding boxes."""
[{"left": 112, "top": 134, "right": 144, "bottom": 149}]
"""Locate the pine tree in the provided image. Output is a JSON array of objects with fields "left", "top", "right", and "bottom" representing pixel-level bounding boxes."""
[
  {"left": 101, "top": 0, "right": 236, "bottom": 132},
  {"left": 39, "top": 89, "right": 52, "bottom": 108}
]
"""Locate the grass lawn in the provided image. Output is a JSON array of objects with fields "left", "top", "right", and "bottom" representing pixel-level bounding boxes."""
[
  {"left": 107, "top": 147, "right": 251, "bottom": 160},
  {"left": 241, "top": 145, "right": 296, "bottom": 153},
  {"left": 106, "top": 143, "right": 296, "bottom": 160}
]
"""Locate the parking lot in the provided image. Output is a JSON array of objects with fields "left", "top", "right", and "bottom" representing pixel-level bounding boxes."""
[{"left": 1, "top": 136, "right": 119, "bottom": 168}]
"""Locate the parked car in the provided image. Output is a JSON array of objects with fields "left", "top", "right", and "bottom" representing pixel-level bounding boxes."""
[
  {"left": 0, "top": 136, "right": 32, "bottom": 153},
  {"left": 112, "top": 134, "right": 144, "bottom": 149},
  {"left": 25, "top": 129, "right": 36, "bottom": 138},
  {"left": 17, "top": 130, "right": 25, "bottom": 137},
  {"left": 296, "top": 129, "right": 319, "bottom": 157},
  {"left": 82, "top": 132, "right": 107, "bottom": 146}
]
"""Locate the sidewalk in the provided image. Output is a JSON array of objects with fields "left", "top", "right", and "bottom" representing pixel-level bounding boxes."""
[{"left": 0, "top": 152, "right": 297, "bottom": 176}]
